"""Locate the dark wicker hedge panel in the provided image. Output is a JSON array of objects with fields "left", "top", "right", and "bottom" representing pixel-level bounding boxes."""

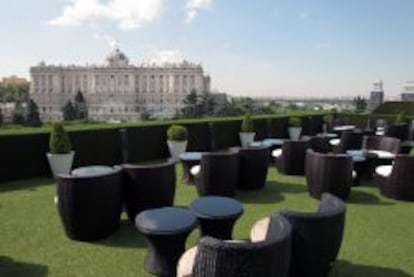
[{"left": 0, "top": 115, "right": 324, "bottom": 182}]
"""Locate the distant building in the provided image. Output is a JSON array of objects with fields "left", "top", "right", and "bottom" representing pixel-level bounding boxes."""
[
  {"left": 0, "top": 75, "right": 29, "bottom": 86},
  {"left": 401, "top": 81, "right": 414, "bottom": 101},
  {"left": 30, "top": 48, "right": 211, "bottom": 121},
  {"left": 368, "top": 80, "right": 384, "bottom": 110}
]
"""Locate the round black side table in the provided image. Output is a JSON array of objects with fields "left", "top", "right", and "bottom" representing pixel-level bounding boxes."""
[
  {"left": 135, "top": 207, "right": 197, "bottom": 276},
  {"left": 190, "top": 196, "right": 243, "bottom": 240}
]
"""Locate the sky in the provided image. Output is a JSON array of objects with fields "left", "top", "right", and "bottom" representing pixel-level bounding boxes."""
[{"left": 0, "top": 0, "right": 414, "bottom": 98}]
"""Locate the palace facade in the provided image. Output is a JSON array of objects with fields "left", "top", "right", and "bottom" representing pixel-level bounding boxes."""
[{"left": 30, "top": 48, "right": 211, "bottom": 121}]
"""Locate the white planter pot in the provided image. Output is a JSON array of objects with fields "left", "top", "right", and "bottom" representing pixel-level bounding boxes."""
[
  {"left": 239, "top": 132, "right": 256, "bottom": 147},
  {"left": 288, "top": 127, "right": 302, "bottom": 140},
  {"left": 167, "top": 140, "right": 188, "bottom": 159},
  {"left": 46, "top": 151, "right": 75, "bottom": 177}
]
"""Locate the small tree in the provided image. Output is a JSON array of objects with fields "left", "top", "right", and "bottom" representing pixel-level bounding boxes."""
[
  {"left": 62, "top": 100, "right": 77, "bottom": 121},
  {"left": 353, "top": 96, "right": 367, "bottom": 113},
  {"left": 289, "top": 117, "right": 302, "bottom": 127},
  {"left": 74, "top": 90, "right": 88, "bottom": 119},
  {"left": 25, "top": 99, "right": 42, "bottom": 127},
  {"left": 12, "top": 101, "right": 25, "bottom": 125},
  {"left": 182, "top": 90, "right": 199, "bottom": 117},
  {"left": 49, "top": 122, "right": 72, "bottom": 154},
  {"left": 241, "top": 113, "right": 254, "bottom": 132}
]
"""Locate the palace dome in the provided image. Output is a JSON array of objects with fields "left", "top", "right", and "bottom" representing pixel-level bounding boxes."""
[{"left": 106, "top": 48, "right": 129, "bottom": 67}]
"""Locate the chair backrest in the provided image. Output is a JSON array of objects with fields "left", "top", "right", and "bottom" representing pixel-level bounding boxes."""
[
  {"left": 385, "top": 155, "right": 414, "bottom": 200},
  {"left": 122, "top": 159, "right": 177, "bottom": 221},
  {"left": 196, "top": 151, "right": 239, "bottom": 196},
  {"left": 280, "top": 193, "right": 346, "bottom": 277},
  {"left": 305, "top": 150, "right": 353, "bottom": 200},
  {"left": 384, "top": 123, "right": 409, "bottom": 141},
  {"left": 362, "top": 136, "right": 401, "bottom": 154},
  {"left": 237, "top": 146, "right": 270, "bottom": 190},
  {"left": 192, "top": 214, "right": 292, "bottom": 277},
  {"left": 308, "top": 136, "right": 331, "bottom": 153},
  {"left": 280, "top": 140, "right": 311, "bottom": 175},
  {"left": 335, "top": 131, "right": 363, "bottom": 153}
]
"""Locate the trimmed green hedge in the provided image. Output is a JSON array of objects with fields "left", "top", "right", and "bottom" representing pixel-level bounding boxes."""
[
  {"left": 0, "top": 113, "right": 325, "bottom": 182},
  {"left": 373, "top": 101, "right": 414, "bottom": 115}
]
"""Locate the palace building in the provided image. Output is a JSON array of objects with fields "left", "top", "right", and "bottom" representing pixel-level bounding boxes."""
[{"left": 30, "top": 48, "right": 211, "bottom": 121}]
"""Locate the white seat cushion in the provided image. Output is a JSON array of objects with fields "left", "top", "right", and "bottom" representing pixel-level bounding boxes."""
[
  {"left": 271, "top": 149, "right": 283, "bottom": 158},
  {"left": 352, "top": 170, "right": 357, "bottom": 179},
  {"left": 375, "top": 165, "right": 393, "bottom": 177},
  {"left": 190, "top": 165, "right": 201, "bottom": 176},
  {"left": 329, "top": 138, "right": 340, "bottom": 146},
  {"left": 368, "top": 150, "right": 395, "bottom": 159},
  {"left": 250, "top": 217, "right": 271, "bottom": 242},
  {"left": 177, "top": 246, "right": 198, "bottom": 277},
  {"left": 54, "top": 195, "right": 58, "bottom": 204}
]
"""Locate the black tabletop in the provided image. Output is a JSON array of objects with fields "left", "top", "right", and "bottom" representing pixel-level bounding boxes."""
[
  {"left": 190, "top": 196, "right": 243, "bottom": 219},
  {"left": 135, "top": 207, "right": 197, "bottom": 235}
]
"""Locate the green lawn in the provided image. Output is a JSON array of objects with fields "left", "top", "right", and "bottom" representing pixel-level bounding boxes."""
[{"left": 0, "top": 166, "right": 413, "bottom": 277}]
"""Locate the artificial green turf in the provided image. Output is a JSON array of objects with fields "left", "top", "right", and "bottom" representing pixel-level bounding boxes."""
[{"left": 0, "top": 167, "right": 413, "bottom": 277}]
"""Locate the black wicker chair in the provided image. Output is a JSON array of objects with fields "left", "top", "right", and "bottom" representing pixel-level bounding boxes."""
[
  {"left": 192, "top": 152, "right": 239, "bottom": 197},
  {"left": 274, "top": 140, "right": 311, "bottom": 175},
  {"left": 374, "top": 155, "right": 414, "bottom": 201},
  {"left": 280, "top": 193, "right": 346, "bottom": 277},
  {"left": 122, "top": 159, "right": 177, "bottom": 222},
  {"left": 56, "top": 167, "right": 123, "bottom": 241},
  {"left": 307, "top": 136, "right": 331, "bottom": 153},
  {"left": 305, "top": 150, "right": 353, "bottom": 200},
  {"left": 237, "top": 146, "right": 271, "bottom": 190},
  {"left": 177, "top": 214, "right": 292, "bottom": 277},
  {"left": 362, "top": 136, "right": 401, "bottom": 165},
  {"left": 333, "top": 131, "right": 363, "bottom": 153},
  {"left": 384, "top": 123, "right": 410, "bottom": 142}
]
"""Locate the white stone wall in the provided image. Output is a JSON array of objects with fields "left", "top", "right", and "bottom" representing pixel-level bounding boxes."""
[{"left": 30, "top": 51, "right": 211, "bottom": 122}]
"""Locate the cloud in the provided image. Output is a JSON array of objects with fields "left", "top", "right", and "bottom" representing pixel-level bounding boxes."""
[
  {"left": 185, "top": 0, "right": 213, "bottom": 23},
  {"left": 93, "top": 33, "right": 119, "bottom": 49},
  {"left": 272, "top": 8, "right": 280, "bottom": 18},
  {"left": 144, "top": 48, "right": 185, "bottom": 65},
  {"left": 49, "top": 0, "right": 164, "bottom": 30},
  {"left": 314, "top": 42, "right": 331, "bottom": 50}
]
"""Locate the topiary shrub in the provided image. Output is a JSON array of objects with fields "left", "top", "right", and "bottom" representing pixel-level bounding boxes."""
[
  {"left": 167, "top": 125, "right": 188, "bottom": 141},
  {"left": 323, "top": 114, "right": 334, "bottom": 124},
  {"left": 49, "top": 122, "right": 72, "bottom": 154},
  {"left": 240, "top": 113, "right": 254, "bottom": 132},
  {"left": 289, "top": 117, "right": 302, "bottom": 127}
]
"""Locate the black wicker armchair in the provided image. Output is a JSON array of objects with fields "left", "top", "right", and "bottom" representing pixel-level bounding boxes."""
[
  {"left": 333, "top": 131, "right": 363, "bottom": 153},
  {"left": 56, "top": 167, "right": 123, "bottom": 241},
  {"left": 384, "top": 123, "right": 410, "bottom": 142},
  {"left": 305, "top": 150, "right": 353, "bottom": 200},
  {"left": 362, "top": 136, "right": 401, "bottom": 164},
  {"left": 274, "top": 140, "right": 311, "bottom": 175},
  {"left": 237, "top": 146, "right": 271, "bottom": 190},
  {"left": 374, "top": 155, "right": 414, "bottom": 201},
  {"left": 192, "top": 152, "right": 239, "bottom": 197},
  {"left": 122, "top": 159, "right": 177, "bottom": 222},
  {"left": 280, "top": 193, "right": 346, "bottom": 277},
  {"left": 308, "top": 136, "right": 331, "bottom": 153},
  {"left": 177, "top": 214, "right": 292, "bottom": 277}
]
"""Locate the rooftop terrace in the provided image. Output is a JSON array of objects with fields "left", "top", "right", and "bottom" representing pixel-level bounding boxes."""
[{"left": 0, "top": 166, "right": 413, "bottom": 276}]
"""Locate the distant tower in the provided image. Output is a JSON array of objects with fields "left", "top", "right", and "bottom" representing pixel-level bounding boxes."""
[
  {"left": 369, "top": 80, "right": 384, "bottom": 110},
  {"left": 401, "top": 81, "right": 414, "bottom": 101}
]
